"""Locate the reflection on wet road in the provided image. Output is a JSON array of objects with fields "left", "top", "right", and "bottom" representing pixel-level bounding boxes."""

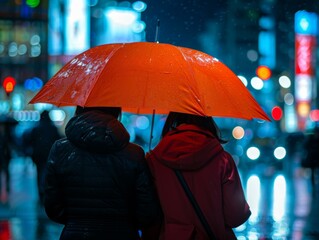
[{"left": 234, "top": 170, "right": 319, "bottom": 239}]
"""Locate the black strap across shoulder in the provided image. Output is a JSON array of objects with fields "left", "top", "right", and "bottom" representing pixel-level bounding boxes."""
[{"left": 174, "top": 169, "right": 217, "bottom": 240}]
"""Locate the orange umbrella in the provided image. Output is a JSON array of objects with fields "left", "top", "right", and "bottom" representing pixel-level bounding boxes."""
[{"left": 30, "top": 42, "right": 270, "bottom": 121}]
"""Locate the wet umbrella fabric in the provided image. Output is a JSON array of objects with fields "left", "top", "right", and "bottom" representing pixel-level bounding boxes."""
[{"left": 29, "top": 42, "right": 269, "bottom": 121}]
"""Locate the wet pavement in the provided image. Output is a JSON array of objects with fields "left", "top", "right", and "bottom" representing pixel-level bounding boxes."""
[{"left": 0, "top": 156, "right": 319, "bottom": 240}]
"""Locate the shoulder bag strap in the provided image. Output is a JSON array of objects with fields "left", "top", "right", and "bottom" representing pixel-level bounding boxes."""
[{"left": 174, "top": 169, "right": 217, "bottom": 240}]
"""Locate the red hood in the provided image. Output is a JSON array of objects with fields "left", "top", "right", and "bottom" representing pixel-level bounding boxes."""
[{"left": 151, "top": 124, "right": 223, "bottom": 171}]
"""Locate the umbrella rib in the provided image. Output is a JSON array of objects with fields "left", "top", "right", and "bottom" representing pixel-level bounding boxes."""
[{"left": 84, "top": 44, "right": 125, "bottom": 107}]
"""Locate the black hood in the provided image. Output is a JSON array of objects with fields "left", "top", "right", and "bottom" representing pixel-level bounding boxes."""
[{"left": 65, "top": 110, "right": 130, "bottom": 153}]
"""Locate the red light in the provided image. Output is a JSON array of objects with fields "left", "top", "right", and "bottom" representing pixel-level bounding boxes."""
[
  {"left": 271, "top": 106, "right": 283, "bottom": 121},
  {"left": 310, "top": 109, "right": 319, "bottom": 121},
  {"left": 2, "top": 76, "right": 16, "bottom": 93},
  {"left": 256, "top": 65, "right": 272, "bottom": 80}
]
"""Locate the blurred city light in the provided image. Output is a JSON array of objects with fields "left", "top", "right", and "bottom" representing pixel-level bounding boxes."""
[
  {"left": 247, "top": 49, "right": 258, "bottom": 62},
  {"left": 271, "top": 106, "right": 283, "bottom": 121},
  {"left": 132, "top": 1, "right": 147, "bottom": 12},
  {"left": 106, "top": 7, "right": 138, "bottom": 25},
  {"left": 256, "top": 65, "right": 272, "bottom": 80},
  {"left": 284, "top": 93, "right": 294, "bottom": 105},
  {"left": 135, "top": 115, "right": 149, "bottom": 129},
  {"left": 310, "top": 109, "right": 319, "bottom": 121},
  {"left": 246, "top": 147, "right": 260, "bottom": 160},
  {"left": 284, "top": 104, "right": 298, "bottom": 132},
  {"left": 232, "top": 126, "right": 245, "bottom": 140},
  {"left": 297, "top": 102, "right": 310, "bottom": 118},
  {"left": 26, "top": 0, "right": 40, "bottom": 8},
  {"left": 24, "top": 77, "right": 43, "bottom": 91},
  {"left": 238, "top": 75, "right": 248, "bottom": 86},
  {"left": 49, "top": 109, "right": 66, "bottom": 122},
  {"left": 2, "top": 76, "right": 16, "bottom": 94},
  {"left": 246, "top": 175, "right": 261, "bottom": 223},
  {"left": 295, "top": 11, "right": 318, "bottom": 35},
  {"left": 250, "top": 77, "right": 264, "bottom": 90},
  {"left": 279, "top": 75, "right": 291, "bottom": 88},
  {"left": 274, "top": 146, "right": 286, "bottom": 160},
  {"left": 0, "top": 101, "right": 10, "bottom": 113},
  {"left": 272, "top": 175, "right": 287, "bottom": 222},
  {"left": 12, "top": 110, "right": 40, "bottom": 121},
  {"left": 12, "top": 93, "right": 23, "bottom": 111}
]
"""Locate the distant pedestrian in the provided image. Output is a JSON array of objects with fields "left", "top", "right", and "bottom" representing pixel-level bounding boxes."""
[
  {"left": 23, "top": 110, "right": 61, "bottom": 204},
  {"left": 44, "top": 106, "right": 161, "bottom": 240},
  {"left": 0, "top": 124, "right": 11, "bottom": 198},
  {"left": 146, "top": 112, "right": 251, "bottom": 239}
]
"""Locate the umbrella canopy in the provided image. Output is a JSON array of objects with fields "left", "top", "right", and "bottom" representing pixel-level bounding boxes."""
[{"left": 30, "top": 42, "right": 270, "bottom": 121}]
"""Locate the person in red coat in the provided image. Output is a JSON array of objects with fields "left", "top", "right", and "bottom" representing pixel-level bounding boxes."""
[{"left": 146, "top": 112, "right": 251, "bottom": 240}]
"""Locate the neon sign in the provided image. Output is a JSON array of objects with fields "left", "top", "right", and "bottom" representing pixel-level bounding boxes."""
[{"left": 294, "top": 10, "right": 318, "bottom": 130}]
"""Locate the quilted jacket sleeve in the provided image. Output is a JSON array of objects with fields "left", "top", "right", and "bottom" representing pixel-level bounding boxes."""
[{"left": 43, "top": 141, "right": 67, "bottom": 224}]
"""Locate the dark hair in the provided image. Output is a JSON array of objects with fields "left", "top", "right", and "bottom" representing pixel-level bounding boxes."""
[
  {"left": 75, "top": 106, "right": 121, "bottom": 118},
  {"left": 161, "top": 112, "right": 226, "bottom": 143}
]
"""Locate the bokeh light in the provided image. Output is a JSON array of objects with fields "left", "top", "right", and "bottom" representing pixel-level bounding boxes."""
[
  {"left": 310, "top": 109, "right": 319, "bottom": 121},
  {"left": 274, "top": 147, "right": 286, "bottom": 160},
  {"left": 251, "top": 77, "right": 264, "bottom": 90},
  {"left": 232, "top": 126, "right": 245, "bottom": 140},
  {"left": 279, "top": 75, "right": 291, "bottom": 88},
  {"left": 246, "top": 147, "right": 260, "bottom": 160},
  {"left": 238, "top": 75, "right": 248, "bottom": 86},
  {"left": 256, "top": 65, "right": 272, "bottom": 80},
  {"left": 271, "top": 106, "right": 283, "bottom": 121}
]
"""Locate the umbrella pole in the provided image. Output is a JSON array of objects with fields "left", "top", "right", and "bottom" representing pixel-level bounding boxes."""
[
  {"left": 155, "top": 19, "right": 160, "bottom": 43},
  {"left": 149, "top": 109, "right": 155, "bottom": 151}
]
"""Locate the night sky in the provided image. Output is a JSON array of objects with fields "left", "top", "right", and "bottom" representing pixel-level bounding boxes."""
[{"left": 141, "top": 0, "right": 226, "bottom": 50}]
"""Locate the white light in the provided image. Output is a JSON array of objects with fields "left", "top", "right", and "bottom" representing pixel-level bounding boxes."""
[
  {"left": 300, "top": 18, "right": 310, "bottom": 31},
  {"left": 49, "top": 110, "right": 66, "bottom": 122},
  {"left": 247, "top": 175, "right": 261, "bottom": 223},
  {"left": 279, "top": 75, "right": 291, "bottom": 88},
  {"left": 105, "top": 8, "right": 138, "bottom": 25},
  {"left": 238, "top": 75, "right": 248, "bottom": 86},
  {"left": 295, "top": 75, "right": 312, "bottom": 101},
  {"left": 274, "top": 146, "right": 286, "bottom": 160},
  {"left": 251, "top": 77, "right": 264, "bottom": 90},
  {"left": 273, "top": 175, "right": 287, "bottom": 221},
  {"left": 246, "top": 147, "right": 260, "bottom": 160}
]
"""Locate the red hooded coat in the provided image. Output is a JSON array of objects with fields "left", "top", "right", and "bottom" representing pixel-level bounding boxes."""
[{"left": 146, "top": 124, "right": 251, "bottom": 240}]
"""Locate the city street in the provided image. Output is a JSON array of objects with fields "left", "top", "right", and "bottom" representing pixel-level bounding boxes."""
[{"left": 0, "top": 156, "right": 318, "bottom": 240}]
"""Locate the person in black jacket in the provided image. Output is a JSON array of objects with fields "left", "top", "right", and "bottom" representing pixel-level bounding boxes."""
[{"left": 43, "top": 106, "right": 161, "bottom": 240}]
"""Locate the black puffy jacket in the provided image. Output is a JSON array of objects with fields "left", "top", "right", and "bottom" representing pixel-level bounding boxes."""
[{"left": 44, "top": 110, "right": 161, "bottom": 240}]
